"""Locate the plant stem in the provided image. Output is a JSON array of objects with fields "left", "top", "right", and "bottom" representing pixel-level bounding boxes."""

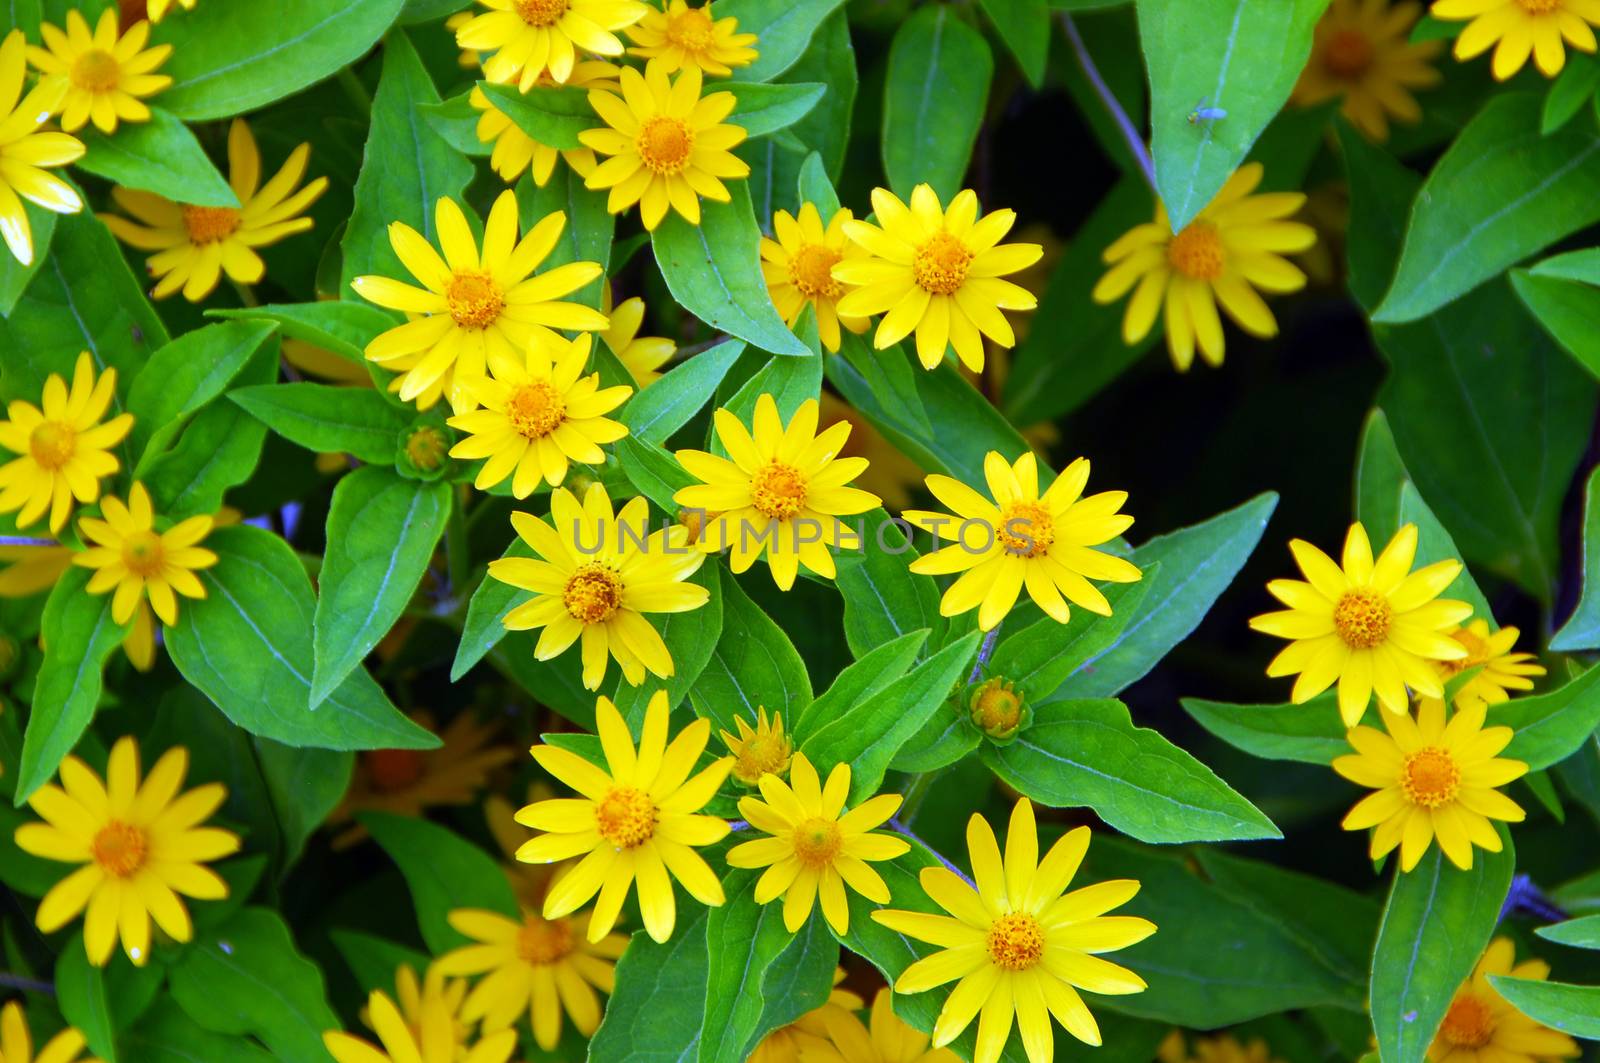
[
  {"left": 898, "top": 769, "right": 939, "bottom": 825},
  {"left": 1060, "top": 14, "right": 1157, "bottom": 191},
  {"left": 968, "top": 623, "right": 1002, "bottom": 684},
  {"left": 0, "top": 536, "right": 57, "bottom": 547},
  {"left": 337, "top": 67, "right": 373, "bottom": 119},
  {"left": 0, "top": 972, "right": 53, "bottom": 994}
]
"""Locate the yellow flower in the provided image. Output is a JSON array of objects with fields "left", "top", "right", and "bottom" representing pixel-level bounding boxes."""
[
  {"left": 328, "top": 711, "right": 517, "bottom": 849},
  {"left": 719, "top": 705, "right": 792, "bottom": 786},
  {"left": 0, "top": 352, "right": 133, "bottom": 533},
  {"left": 580, "top": 60, "right": 750, "bottom": 230},
  {"left": 145, "top": 0, "right": 197, "bottom": 22},
  {"left": 1160, "top": 1032, "right": 1287, "bottom": 1063},
  {"left": 1427, "top": 937, "right": 1581, "bottom": 1063},
  {"left": 14, "top": 736, "right": 239, "bottom": 966},
  {"left": 601, "top": 286, "right": 676, "bottom": 387},
  {"left": 1333, "top": 697, "right": 1526, "bottom": 871},
  {"left": 749, "top": 968, "right": 863, "bottom": 1062},
  {"left": 27, "top": 10, "right": 172, "bottom": 135},
  {"left": 101, "top": 118, "right": 327, "bottom": 301},
  {"left": 1432, "top": 0, "right": 1600, "bottom": 78},
  {"left": 1092, "top": 163, "right": 1316, "bottom": 371},
  {"left": 323, "top": 970, "right": 519, "bottom": 1063},
  {"left": 903, "top": 451, "right": 1141, "bottom": 633},
  {"left": 468, "top": 61, "right": 620, "bottom": 186},
  {"left": 817, "top": 391, "right": 924, "bottom": 513},
  {"left": 351, "top": 189, "right": 609, "bottom": 415},
  {"left": 1291, "top": 0, "right": 1442, "bottom": 141},
  {"left": 833, "top": 185, "right": 1042, "bottom": 373},
  {"left": 446, "top": 11, "right": 482, "bottom": 67},
  {"left": 282, "top": 338, "right": 372, "bottom": 385},
  {"left": 0, "top": 541, "right": 72, "bottom": 597},
  {"left": 0, "top": 1000, "right": 97, "bottom": 1063},
  {"left": 519, "top": 689, "right": 733, "bottom": 942},
  {"left": 807, "top": 988, "right": 964, "bottom": 1063},
  {"left": 626, "top": 0, "right": 758, "bottom": 77},
  {"left": 73, "top": 481, "right": 217, "bottom": 626},
  {"left": 674, "top": 394, "right": 881, "bottom": 590},
  {"left": 871, "top": 799, "right": 1155, "bottom": 1063},
  {"left": 446, "top": 333, "right": 631, "bottom": 495},
  {"left": 761, "top": 202, "right": 871, "bottom": 353},
  {"left": 726, "top": 752, "right": 908, "bottom": 934},
  {"left": 0, "top": 30, "right": 83, "bottom": 266},
  {"left": 490, "top": 482, "right": 709, "bottom": 689},
  {"left": 434, "top": 906, "right": 626, "bottom": 1047},
  {"left": 1249, "top": 522, "right": 1473, "bottom": 725},
  {"left": 1440, "top": 620, "right": 1545, "bottom": 710},
  {"left": 456, "top": 0, "right": 649, "bottom": 89}
]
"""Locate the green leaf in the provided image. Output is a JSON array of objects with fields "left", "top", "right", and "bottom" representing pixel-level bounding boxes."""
[
  {"left": 881, "top": 4, "right": 992, "bottom": 201},
  {"left": 480, "top": 81, "right": 591, "bottom": 151},
  {"left": 1371, "top": 832, "right": 1515, "bottom": 1063},
  {"left": 15, "top": 568, "right": 130, "bottom": 806},
  {"left": 611, "top": 567, "right": 723, "bottom": 729},
  {"left": 0, "top": 199, "right": 53, "bottom": 317},
  {"left": 890, "top": 707, "right": 981, "bottom": 774},
  {"left": 167, "top": 907, "right": 341, "bottom": 1063},
  {"left": 1512, "top": 268, "right": 1600, "bottom": 381},
  {"left": 589, "top": 908, "right": 710, "bottom": 1059},
  {"left": 1395, "top": 481, "right": 1495, "bottom": 620},
  {"left": 331, "top": 929, "right": 431, "bottom": 994},
  {"left": 689, "top": 567, "right": 812, "bottom": 733},
  {"left": 514, "top": 166, "right": 614, "bottom": 306},
  {"left": 979, "top": 0, "right": 1049, "bottom": 86},
  {"left": 75, "top": 107, "right": 237, "bottom": 208},
  {"left": 802, "top": 630, "right": 981, "bottom": 801},
  {"left": 231, "top": 382, "right": 411, "bottom": 463},
  {"left": 1374, "top": 94, "right": 1600, "bottom": 323},
  {"left": 419, "top": 93, "right": 491, "bottom": 157},
  {"left": 453, "top": 535, "right": 532, "bottom": 681},
  {"left": 165, "top": 526, "right": 439, "bottom": 752},
  {"left": 621, "top": 338, "right": 746, "bottom": 445},
  {"left": 363, "top": 811, "right": 518, "bottom": 952},
  {"left": 1542, "top": 56, "right": 1600, "bottom": 133},
  {"left": 1529, "top": 247, "right": 1600, "bottom": 284},
  {"left": 312, "top": 468, "right": 450, "bottom": 705},
  {"left": 1537, "top": 914, "right": 1600, "bottom": 949},
  {"left": 1181, "top": 693, "right": 1347, "bottom": 765},
  {"left": 783, "top": 10, "right": 856, "bottom": 178},
  {"left": 726, "top": 82, "right": 825, "bottom": 137},
  {"left": 1339, "top": 121, "right": 1418, "bottom": 314},
  {"left": 987, "top": 572, "right": 1154, "bottom": 703},
  {"left": 1496, "top": 664, "right": 1600, "bottom": 771},
  {"left": 722, "top": 0, "right": 845, "bottom": 82},
  {"left": 342, "top": 29, "right": 475, "bottom": 295},
  {"left": 715, "top": 345, "right": 822, "bottom": 435},
  {"left": 834, "top": 509, "right": 942, "bottom": 657},
  {"left": 1354, "top": 408, "right": 1407, "bottom": 543},
  {"left": 1554, "top": 467, "right": 1600, "bottom": 650},
  {"left": 126, "top": 320, "right": 277, "bottom": 466},
  {"left": 1487, "top": 978, "right": 1600, "bottom": 1039},
  {"left": 399, "top": 0, "right": 466, "bottom": 22},
  {"left": 56, "top": 938, "right": 163, "bottom": 1062},
  {"left": 152, "top": 0, "right": 407, "bottom": 120},
  {"left": 651, "top": 182, "right": 812, "bottom": 356},
  {"left": 253, "top": 737, "right": 351, "bottom": 868},
  {"left": 984, "top": 698, "right": 1280, "bottom": 844},
  {"left": 615, "top": 435, "right": 697, "bottom": 514},
  {"left": 209, "top": 301, "right": 396, "bottom": 363},
  {"left": 124, "top": 999, "right": 278, "bottom": 1063},
  {"left": 793, "top": 629, "right": 929, "bottom": 741},
  {"left": 1139, "top": 0, "right": 1328, "bottom": 231},
  {"left": 797, "top": 151, "right": 841, "bottom": 220},
  {"left": 140, "top": 387, "right": 270, "bottom": 520},
  {"left": 836, "top": 331, "right": 931, "bottom": 440}
]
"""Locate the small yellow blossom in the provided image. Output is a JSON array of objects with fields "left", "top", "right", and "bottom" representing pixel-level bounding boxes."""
[
  {"left": 626, "top": 0, "right": 758, "bottom": 77},
  {"left": 1431, "top": 0, "right": 1600, "bottom": 79},
  {"left": 0, "top": 1000, "right": 98, "bottom": 1063},
  {"left": 469, "top": 61, "right": 619, "bottom": 187},
  {"left": 601, "top": 286, "right": 676, "bottom": 387},
  {"left": 761, "top": 202, "right": 871, "bottom": 353},
  {"left": 1291, "top": 0, "right": 1442, "bottom": 141},
  {"left": 0, "top": 30, "right": 84, "bottom": 265},
  {"left": 1427, "top": 937, "right": 1581, "bottom": 1063},
  {"left": 73, "top": 482, "right": 217, "bottom": 626},
  {"left": 719, "top": 706, "right": 792, "bottom": 786},
  {"left": 28, "top": 10, "right": 172, "bottom": 134},
  {"left": 1440, "top": 619, "right": 1545, "bottom": 710},
  {"left": 809, "top": 988, "right": 964, "bottom": 1063},
  {"left": 322, "top": 967, "right": 518, "bottom": 1063},
  {"left": 457, "top": 0, "right": 649, "bottom": 89}
]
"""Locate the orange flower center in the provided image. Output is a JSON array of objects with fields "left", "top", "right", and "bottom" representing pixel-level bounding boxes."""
[
  {"left": 92, "top": 821, "right": 148, "bottom": 878},
  {"left": 1441, "top": 626, "right": 1490, "bottom": 676},
  {"left": 518, "top": 912, "right": 576, "bottom": 964},
  {"left": 28, "top": 421, "right": 75, "bottom": 469},
  {"left": 971, "top": 679, "right": 1023, "bottom": 736},
  {"left": 1401, "top": 747, "right": 1461, "bottom": 808},
  {"left": 1515, "top": 0, "right": 1560, "bottom": 12},
  {"left": 563, "top": 563, "right": 623, "bottom": 624},
  {"left": 986, "top": 912, "right": 1044, "bottom": 971},
  {"left": 596, "top": 786, "right": 658, "bottom": 849},
  {"left": 70, "top": 48, "right": 122, "bottom": 93},
  {"left": 1323, "top": 28, "right": 1374, "bottom": 78},
  {"left": 788, "top": 243, "right": 844, "bottom": 300},
  {"left": 1333, "top": 588, "right": 1391, "bottom": 649},
  {"left": 637, "top": 116, "right": 694, "bottom": 174},
  {"left": 1439, "top": 993, "right": 1496, "bottom": 1048},
  {"left": 364, "top": 748, "right": 426, "bottom": 792},
  {"left": 506, "top": 380, "right": 567, "bottom": 439},
  {"left": 665, "top": 7, "right": 716, "bottom": 51},
  {"left": 514, "top": 0, "right": 569, "bottom": 26},
  {"left": 404, "top": 426, "right": 448, "bottom": 471},
  {"left": 730, "top": 731, "right": 790, "bottom": 785},
  {"left": 182, "top": 205, "right": 242, "bottom": 244},
  {"left": 445, "top": 270, "right": 505, "bottom": 330},
  {"left": 1167, "top": 222, "right": 1225, "bottom": 280},
  {"left": 791, "top": 816, "right": 843, "bottom": 869},
  {"left": 998, "top": 502, "right": 1054, "bottom": 558},
  {"left": 912, "top": 232, "right": 973, "bottom": 296},
  {"left": 750, "top": 461, "right": 807, "bottom": 520},
  {"left": 121, "top": 530, "right": 166, "bottom": 578}
]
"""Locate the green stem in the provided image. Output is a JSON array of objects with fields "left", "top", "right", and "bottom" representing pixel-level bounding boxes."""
[
  {"left": 337, "top": 67, "right": 372, "bottom": 118},
  {"left": 898, "top": 768, "right": 941, "bottom": 826},
  {"left": 446, "top": 486, "right": 470, "bottom": 602}
]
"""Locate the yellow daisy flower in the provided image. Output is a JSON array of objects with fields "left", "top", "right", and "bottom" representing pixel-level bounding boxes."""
[
  {"left": 14, "top": 736, "right": 240, "bottom": 966},
  {"left": 833, "top": 185, "right": 1042, "bottom": 373},
  {"left": 580, "top": 60, "right": 750, "bottom": 230},
  {"left": 601, "top": 287, "right": 676, "bottom": 387},
  {"left": 447, "top": 332, "right": 632, "bottom": 496},
  {"left": 145, "top": 0, "right": 197, "bottom": 22},
  {"left": 519, "top": 689, "right": 733, "bottom": 942},
  {"left": 101, "top": 118, "right": 328, "bottom": 301},
  {"left": 0, "top": 30, "right": 83, "bottom": 266},
  {"left": 468, "top": 61, "right": 620, "bottom": 187},
  {"left": 726, "top": 751, "right": 908, "bottom": 934},
  {"left": 490, "top": 482, "right": 709, "bottom": 689},
  {"left": 0, "top": 1001, "right": 97, "bottom": 1063},
  {"left": 749, "top": 968, "right": 863, "bottom": 1062},
  {"left": 719, "top": 705, "right": 792, "bottom": 786},
  {"left": 1160, "top": 1032, "right": 1287, "bottom": 1063},
  {"left": 761, "top": 202, "right": 871, "bottom": 353},
  {"left": 626, "top": 0, "right": 758, "bottom": 77},
  {"left": 1333, "top": 697, "right": 1526, "bottom": 871},
  {"left": 27, "top": 10, "right": 172, "bottom": 135},
  {"left": 434, "top": 906, "right": 626, "bottom": 1047},
  {"left": 1441, "top": 620, "right": 1545, "bottom": 710},
  {"left": 1249, "top": 522, "right": 1473, "bottom": 725},
  {"left": 809, "top": 988, "right": 964, "bottom": 1063},
  {"left": 1291, "top": 0, "right": 1442, "bottom": 141},
  {"left": 323, "top": 976, "right": 519, "bottom": 1063},
  {"left": 446, "top": 11, "right": 482, "bottom": 67},
  {"left": 0, "top": 540, "right": 72, "bottom": 597},
  {"left": 1092, "top": 163, "right": 1316, "bottom": 371},
  {"left": 72, "top": 481, "right": 217, "bottom": 626},
  {"left": 456, "top": 0, "right": 649, "bottom": 89},
  {"left": 1427, "top": 937, "right": 1581, "bottom": 1063},
  {"left": 903, "top": 451, "right": 1142, "bottom": 633},
  {"left": 350, "top": 189, "right": 609, "bottom": 415},
  {"left": 872, "top": 798, "right": 1156, "bottom": 1063},
  {"left": 0, "top": 352, "right": 133, "bottom": 533},
  {"left": 674, "top": 394, "right": 881, "bottom": 590},
  {"left": 1433, "top": 0, "right": 1600, "bottom": 78}
]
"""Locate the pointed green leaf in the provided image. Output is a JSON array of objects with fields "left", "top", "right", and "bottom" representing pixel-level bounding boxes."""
[
  {"left": 75, "top": 107, "right": 237, "bottom": 207},
  {"left": 363, "top": 811, "right": 518, "bottom": 952},
  {"left": 881, "top": 4, "right": 992, "bottom": 201}
]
